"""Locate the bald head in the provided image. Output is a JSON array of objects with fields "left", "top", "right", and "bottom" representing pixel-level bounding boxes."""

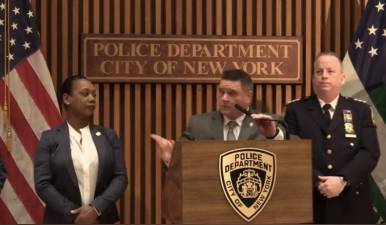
[
  {"left": 314, "top": 52, "right": 343, "bottom": 74},
  {"left": 312, "top": 52, "right": 345, "bottom": 103}
]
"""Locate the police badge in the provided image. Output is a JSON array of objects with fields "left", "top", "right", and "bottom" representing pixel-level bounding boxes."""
[
  {"left": 343, "top": 110, "right": 357, "bottom": 138},
  {"left": 219, "top": 148, "right": 276, "bottom": 222}
]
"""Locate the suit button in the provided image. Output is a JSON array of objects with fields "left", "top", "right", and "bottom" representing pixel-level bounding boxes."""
[
  {"left": 356, "top": 191, "right": 360, "bottom": 195},
  {"left": 326, "top": 149, "right": 332, "bottom": 154},
  {"left": 327, "top": 164, "right": 333, "bottom": 170},
  {"left": 326, "top": 134, "right": 331, "bottom": 139}
]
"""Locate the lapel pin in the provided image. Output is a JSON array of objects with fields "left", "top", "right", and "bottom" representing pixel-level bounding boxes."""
[{"left": 96, "top": 131, "right": 101, "bottom": 136}]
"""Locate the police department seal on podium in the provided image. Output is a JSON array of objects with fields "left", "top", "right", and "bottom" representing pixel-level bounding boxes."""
[{"left": 219, "top": 148, "right": 276, "bottom": 222}]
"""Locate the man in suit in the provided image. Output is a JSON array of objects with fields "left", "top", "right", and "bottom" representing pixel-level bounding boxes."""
[
  {"left": 151, "top": 69, "right": 286, "bottom": 222},
  {"left": 284, "top": 52, "right": 380, "bottom": 223},
  {"left": 151, "top": 69, "right": 285, "bottom": 167},
  {"left": 0, "top": 155, "right": 5, "bottom": 192}
]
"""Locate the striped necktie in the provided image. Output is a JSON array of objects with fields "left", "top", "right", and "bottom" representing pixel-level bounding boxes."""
[{"left": 227, "top": 121, "right": 238, "bottom": 141}]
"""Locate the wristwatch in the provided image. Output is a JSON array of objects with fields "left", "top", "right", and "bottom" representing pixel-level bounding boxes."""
[{"left": 339, "top": 176, "right": 349, "bottom": 187}]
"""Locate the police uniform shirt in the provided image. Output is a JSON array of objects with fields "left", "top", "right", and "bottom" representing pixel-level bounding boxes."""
[{"left": 317, "top": 95, "right": 339, "bottom": 119}]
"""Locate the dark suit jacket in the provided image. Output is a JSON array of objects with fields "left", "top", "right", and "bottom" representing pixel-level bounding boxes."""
[
  {"left": 181, "top": 111, "right": 271, "bottom": 141},
  {"left": 284, "top": 95, "right": 380, "bottom": 223},
  {"left": 34, "top": 123, "right": 128, "bottom": 224},
  {"left": 0, "top": 155, "right": 5, "bottom": 192}
]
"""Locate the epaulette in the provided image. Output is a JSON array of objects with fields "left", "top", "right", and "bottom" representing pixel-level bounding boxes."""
[
  {"left": 345, "top": 96, "right": 368, "bottom": 104},
  {"left": 353, "top": 97, "right": 367, "bottom": 103},
  {"left": 287, "top": 98, "right": 301, "bottom": 104}
]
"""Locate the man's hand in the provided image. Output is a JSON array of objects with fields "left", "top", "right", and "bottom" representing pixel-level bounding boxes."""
[
  {"left": 70, "top": 206, "right": 99, "bottom": 224},
  {"left": 150, "top": 134, "right": 175, "bottom": 166},
  {"left": 318, "top": 176, "right": 346, "bottom": 199},
  {"left": 250, "top": 114, "right": 277, "bottom": 138}
]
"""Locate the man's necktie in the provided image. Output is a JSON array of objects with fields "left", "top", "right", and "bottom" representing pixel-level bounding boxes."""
[
  {"left": 226, "top": 121, "right": 238, "bottom": 141},
  {"left": 322, "top": 104, "right": 332, "bottom": 126}
]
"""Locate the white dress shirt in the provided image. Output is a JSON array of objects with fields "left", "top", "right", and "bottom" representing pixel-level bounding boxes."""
[
  {"left": 318, "top": 95, "right": 339, "bottom": 118},
  {"left": 68, "top": 123, "right": 99, "bottom": 206}
]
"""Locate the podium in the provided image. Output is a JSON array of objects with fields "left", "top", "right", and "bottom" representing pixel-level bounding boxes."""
[{"left": 164, "top": 140, "right": 313, "bottom": 224}]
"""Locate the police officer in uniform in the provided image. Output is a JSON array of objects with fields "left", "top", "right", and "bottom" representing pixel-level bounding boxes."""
[{"left": 284, "top": 52, "right": 380, "bottom": 223}]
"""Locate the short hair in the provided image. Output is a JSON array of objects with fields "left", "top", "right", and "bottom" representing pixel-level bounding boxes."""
[
  {"left": 221, "top": 69, "right": 254, "bottom": 92},
  {"left": 314, "top": 52, "right": 343, "bottom": 72},
  {"left": 59, "top": 75, "right": 89, "bottom": 107}
]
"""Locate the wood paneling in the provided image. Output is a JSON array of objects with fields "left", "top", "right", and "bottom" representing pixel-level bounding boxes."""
[{"left": 30, "top": 0, "right": 367, "bottom": 223}]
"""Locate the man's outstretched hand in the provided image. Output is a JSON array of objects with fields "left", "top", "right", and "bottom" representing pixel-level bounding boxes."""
[{"left": 150, "top": 134, "right": 175, "bottom": 167}]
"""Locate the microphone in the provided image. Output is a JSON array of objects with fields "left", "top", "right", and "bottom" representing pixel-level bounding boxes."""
[
  {"left": 234, "top": 104, "right": 290, "bottom": 139},
  {"left": 234, "top": 104, "right": 252, "bottom": 117},
  {"left": 235, "top": 104, "right": 281, "bottom": 122}
]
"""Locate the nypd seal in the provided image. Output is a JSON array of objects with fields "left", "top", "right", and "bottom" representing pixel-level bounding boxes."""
[{"left": 219, "top": 148, "right": 276, "bottom": 222}]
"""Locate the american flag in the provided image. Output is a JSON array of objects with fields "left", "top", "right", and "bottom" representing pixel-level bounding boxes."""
[
  {"left": 0, "top": 0, "right": 62, "bottom": 223},
  {"left": 342, "top": 0, "right": 386, "bottom": 222}
]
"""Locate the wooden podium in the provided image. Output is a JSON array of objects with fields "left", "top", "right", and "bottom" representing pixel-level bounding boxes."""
[{"left": 163, "top": 140, "right": 313, "bottom": 224}]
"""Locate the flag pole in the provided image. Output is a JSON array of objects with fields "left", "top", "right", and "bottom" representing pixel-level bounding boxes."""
[{"left": 2, "top": 0, "right": 11, "bottom": 151}]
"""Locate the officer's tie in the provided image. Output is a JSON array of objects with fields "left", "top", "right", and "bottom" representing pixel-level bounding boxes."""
[
  {"left": 227, "top": 121, "right": 238, "bottom": 141},
  {"left": 322, "top": 104, "right": 332, "bottom": 126}
]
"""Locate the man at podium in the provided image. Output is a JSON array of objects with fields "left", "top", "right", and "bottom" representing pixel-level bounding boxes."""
[
  {"left": 151, "top": 69, "right": 286, "bottom": 167},
  {"left": 284, "top": 52, "right": 380, "bottom": 223}
]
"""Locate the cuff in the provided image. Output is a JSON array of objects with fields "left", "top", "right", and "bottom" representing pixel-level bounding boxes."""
[
  {"left": 339, "top": 176, "right": 350, "bottom": 187},
  {"left": 267, "top": 127, "right": 281, "bottom": 139}
]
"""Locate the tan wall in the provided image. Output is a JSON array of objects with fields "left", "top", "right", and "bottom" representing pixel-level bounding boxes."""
[{"left": 30, "top": 0, "right": 368, "bottom": 223}]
